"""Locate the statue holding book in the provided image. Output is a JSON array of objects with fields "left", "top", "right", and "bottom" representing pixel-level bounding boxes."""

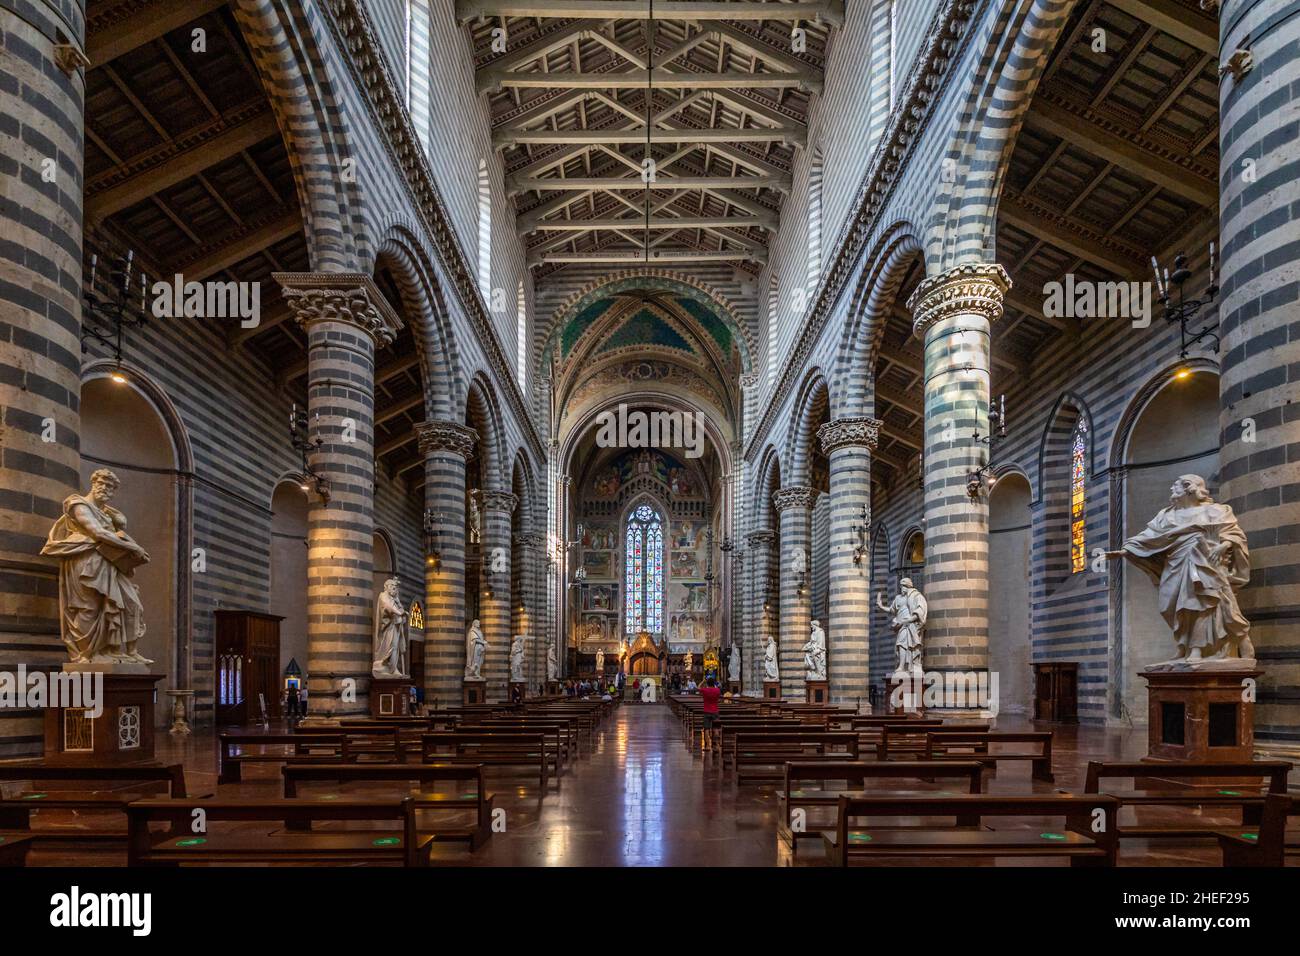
[{"left": 41, "top": 468, "right": 153, "bottom": 665}]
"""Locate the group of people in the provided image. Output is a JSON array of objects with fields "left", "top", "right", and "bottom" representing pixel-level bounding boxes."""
[{"left": 563, "top": 675, "right": 620, "bottom": 699}]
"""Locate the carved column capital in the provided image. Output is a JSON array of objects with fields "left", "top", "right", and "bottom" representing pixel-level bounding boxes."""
[
  {"left": 772, "top": 485, "right": 815, "bottom": 513},
  {"left": 818, "top": 416, "right": 883, "bottom": 454},
  {"left": 745, "top": 529, "right": 776, "bottom": 550},
  {"left": 906, "top": 263, "right": 1011, "bottom": 337},
  {"left": 274, "top": 272, "right": 403, "bottom": 347},
  {"left": 480, "top": 490, "right": 518, "bottom": 514},
  {"left": 416, "top": 420, "right": 477, "bottom": 459},
  {"left": 739, "top": 373, "right": 760, "bottom": 390}
]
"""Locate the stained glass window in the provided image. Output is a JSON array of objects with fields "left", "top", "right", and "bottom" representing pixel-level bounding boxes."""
[
  {"left": 1070, "top": 419, "right": 1087, "bottom": 574},
  {"left": 625, "top": 504, "right": 664, "bottom": 634}
]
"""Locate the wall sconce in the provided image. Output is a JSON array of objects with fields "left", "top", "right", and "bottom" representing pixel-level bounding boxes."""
[
  {"left": 967, "top": 463, "right": 997, "bottom": 501},
  {"left": 290, "top": 403, "right": 330, "bottom": 504},
  {"left": 423, "top": 509, "right": 446, "bottom": 567},
  {"left": 1154, "top": 248, "right": 1219, "bottom": 364},
  {"left": 851, "top": 503, "right": 870, "bottom": 565},
  {"left": 83, "top": 248, "right": 149, "bottom": 384}
]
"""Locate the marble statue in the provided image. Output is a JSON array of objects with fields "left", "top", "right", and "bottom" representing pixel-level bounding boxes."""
[
  {"left": 1106, "top": 474, "right": 1254, "bottom": 666},
  {"left": 763, "top": 635, "right": 779, "bottom": 681},
  {"left": 466, "top": 489, "right": 481, "bottom": 544},
  {"left": 595, "top": 648, "right": 605, "bottom": 673},
  {"left": 727, "top": 643, "right": 741, "bottom": 683},
  {"left": 40, "top": 468, "right": 154, "bottom": 666},
  {"left": 546, "top": 640, "right": 558, "bottom": 681},
  {"left": 641, "top": 678, "right": 656, "bottom": 702},
  {"left": 803, "top": 619, "right": 827, "bottom": 681},
  {"left": 464, "top": 618, "right": 487, "bottom": 680},
  {"left": 371, "top": 577, "right": 409, "bottom": 678},
  {"left": 509, "top": 633, "right": 526, "bottom": 682},
  {"left": 790, "top": 547, "right": 807, "bottom": 576},
  {"left": 878, "top": 578, "right": 927, "bottom": 674}
]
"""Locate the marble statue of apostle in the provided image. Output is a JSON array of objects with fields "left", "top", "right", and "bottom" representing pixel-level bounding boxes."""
[
  {"left": 372, "top": 577, "right": 409, "bottom": 678},
  {"left": 878, "top": 578, "right": 927, "bottom": 674},
  {"left": 763, "top": 635, "right": 779, "bottom": 681},
  {"left": 803, "top": 619, "right": 827, "bottom": 681},
  {"left": 1106, "top": 475, "right": 1253, "bottom": 665},
  {"left": 595, "top": 647, "right": 605, "bottom": 673},
  {"left": 40, "top": 468, "right": 153, "bottom": 665},
  {"left": 464, "top": 619, "right": 487, "bottom": 680},
  {"left": 728, "top": 643, "right": 741, "bottom": 683},
  {"left": 547, "top": 640, "right": 559, "bottom": 681},
  {"left": 510, "top": 633, "right": 526, "bottom": 682}
]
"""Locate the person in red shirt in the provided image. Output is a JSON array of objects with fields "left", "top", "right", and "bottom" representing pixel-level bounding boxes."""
[{"left": 699, "top": 676, "right": 722, "bottom": 752}]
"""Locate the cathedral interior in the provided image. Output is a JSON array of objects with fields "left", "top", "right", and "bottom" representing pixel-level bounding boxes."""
[{"left": 1, "top": 0, "right": 1298, "bottom": 901}]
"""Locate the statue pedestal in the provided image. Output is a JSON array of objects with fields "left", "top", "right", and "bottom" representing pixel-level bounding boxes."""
[
  {"left": 886, "top": 674, "right": 924, "bottom": 715},
  {"left": 508, "top": 680, "right": 527, "bottom": 702},
  {"left": 1142, "top": 666, "right": 1261, "bottom": 778},
  {"left": 42, "top": 671, "right": 164, "bottom": 765},
  {"left": 545, "top": 680, "right": 562, "bottom": 696},
  {"left": 462, "top": 679, "right": 486, "bottom": 705},
  {"left": 726, "top": 680, "right": 742, "bottom": 696},
  {"left": 805, "top": 680, "right": 829, "bottom": 704},
  {"left": 370, "top": 677, "right": 415, "bottom": 717},
  {"left": 763, "top": 680, "right": 782, "bottom": 700}
]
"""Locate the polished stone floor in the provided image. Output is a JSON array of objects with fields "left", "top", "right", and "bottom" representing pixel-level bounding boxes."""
[{"left": 14, "top": 703, "right": 1271, "bottom": 866}]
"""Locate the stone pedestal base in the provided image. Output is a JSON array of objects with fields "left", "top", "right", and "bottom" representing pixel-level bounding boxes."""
[
  {"left": 763, "top": 680, "right": 782, "bottom": 700},
  {"left": 545, "top": 680, "right": 562, "bottom": 696},
  {"left": 43, "top": 672, "right": 163, "bottom": 765},
  {"left": 886, "top": 674, "right": 924, "bottom": 715},
  {"left": 370, "top": 677, "right": 415, "bottom": 717},
  {"left": 509, "top": 680, "right": 527, "bottom": 702},
  {"left": 463, "top": 680, "right": 486, "bottom": 705},
  {"left": 805, "top": 680, "right": 829, "bottom": 704},
  {"left": 726, "top": 680, "right": 742, "bottom": 696},
  {"left": 1142, "top": 666, "right": 1261, "bottom": 774}
]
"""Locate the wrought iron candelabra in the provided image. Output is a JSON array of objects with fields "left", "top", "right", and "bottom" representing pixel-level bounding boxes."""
[
  {"left": 82, "top": 249, "right": 149, "bottom": 381},
  {"left": 1153, "top": 247, "right": 1220, "bottom": 361},
  {"left": 289, "top": 403, "right": 330, "bottom": 504}
]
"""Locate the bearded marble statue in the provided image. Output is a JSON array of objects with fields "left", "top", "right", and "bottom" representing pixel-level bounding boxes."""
[
  {"left": 41, "top": 468, "right": 153, "bottom": 666},
  {"left": 877, "top": 578, "right": 927, "bottom": 674},
  {"left": 510, "top": 633, "right": 526, "bottom": 682},
  {"left": 372, "top": 578, "right": 409, "bottom": 678},
  {"left": 1107, "top": 475, "right": 1253, "bottom": 666},
  {"left": 803, "top": 619, "right": 827, "bottom": 681},
  {"left": 763, "top": 635, "right": 779, "bottom": 681},
  {"left": 546, "top": 640, "right": 559, "bottom": 681},
  {"left": 464, "top": 619, "right": 487, "bottom": 680}
]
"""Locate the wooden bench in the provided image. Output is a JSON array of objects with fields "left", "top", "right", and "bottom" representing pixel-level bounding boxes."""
[
  {"left": 0, "top": 832, "right": 35, "bottom": 867},
  {"left": 876, "top": 723, "right": 991, "bottom": 760},
  {"left": 823, "top": 793, "right": 1120, "bottom": 867},
  {"left": 733, "top": 732, "right": 860, "bottom": 783},
  {"left": 457, "top": 721, "right": 570, "bottom": 774},
  {"left": 217, "top": 733, "right": 349, "bottom": 784},
  {"left": 461, "top": 717, "right": 579, "bottom": 765},
  {"left": 926, "top": 731, "right": 1055, "bottom": 782},
  {"left": 1082, "top": 760, "right": 1291, "bottom": 842},
  {"left": 282, "top": 763, "right": 495, "bottom": 849},
  {"left": 719, "top": 721, "right": 811, "bottom": 766},
  {"left": 0, "top": 763, "right": 190, "bottom": 845},
  {"left": 778, "top": 760, "right": 986, "bottom": 847},
  {"left": 295, "top": 724, "right": 403, "bottom": 761},
  {"left": 1218, "top": 793, "right": 1300, "bottom": 867},
  {"left": 421, "top": 732, "right": 551, "bottom": 789},
  {"left": 127, "top": 797, "right": 432, "bottom": 866}
]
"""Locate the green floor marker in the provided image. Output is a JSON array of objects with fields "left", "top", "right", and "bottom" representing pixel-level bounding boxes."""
[
  {"left": 22, "top": 793, "right": 46, "bottom": 800},
  {"left": 1217, "top": 790, "right": 1242, "bottom": 796},
  {"left": 1241, "top": 833, "right": 1258, "bottom": 840},
  {"left": 1040, "top": 832, "right": 1067, "bottom": 841},
  {"left": 176, "top": 838, "right": 206, "bottom": 847},
  {"left": 372, "top": 837, "right": 401, "bottom": 847},
  {"left": 0, "top": 837, "right": 6, "bottom": 844},
  {"left": 849, "top": 833, "right": 873, "bottom": 842}
]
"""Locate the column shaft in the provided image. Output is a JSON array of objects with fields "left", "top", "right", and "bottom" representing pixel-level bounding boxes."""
[
  {"left": 480, "top": 491, "right": 517, "bottom": 700},
  {"left": 774, "top": 487, "right": 814, "bottom": 698},
  {"left": 745, "top": 530, "right": 775, "bottom": 693}
]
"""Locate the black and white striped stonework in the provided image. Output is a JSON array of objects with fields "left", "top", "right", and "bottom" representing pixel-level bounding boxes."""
[
  {"left": 417, "top": 420, "right": 474, "bottom": 708},
  {"left": 819, "top": 418, "right": 882, "bottom": 705},
  {"left": 773, "top": 486, "right": 814, "bottom": 698},
  {"left": 479, "top": 490, "right": 516, "bottom": 701},
  {"left": 277, "top": 275, "right": 400, "bottom": 719},
  {"left": 745, "top": 530, "right": 775, "bottom": 693},
  {"left": 907, "top": 264, "right": 1009, "bottom": 689},
  {"left": 0, "top": 0, "right": 85, "bottom": 756},
  {"left": 1218, "top": 0, "right": 1300, "bottom": 745}
]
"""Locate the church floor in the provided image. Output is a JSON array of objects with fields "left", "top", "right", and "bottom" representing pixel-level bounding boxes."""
[{"left": 16, "top": 703, "right": 1260, "bottom": 867}]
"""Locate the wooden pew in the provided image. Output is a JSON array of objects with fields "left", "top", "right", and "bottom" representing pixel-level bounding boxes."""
[
  {"left": 295, "top": 724, "right": 403, "bottom": 762},
  {"left": 1083, "top": 760, "right": 1291, "bottom": 842},
  {"left": 457, "top": 720, "right": 571, "bottom": 773},
  {"left": 0, "top": 833, "right": 35, "bottom": 867},
  {"left": 719, "top": 720, "right": 812, "bottom": 766},
  {"left": 127, "top": 796, "right": 432, "bottom": 867},
  {"left": 778, "top": 760, "right": 986, "bottom": 848},
  {"left": 1218, "top": 793, "right": 1300, "bottom": 867},
  {"left": 876, "top": 723, "right": 991, "bottom": 760},
  {"left": 823, "top": 793, "right": 1121, "bottom": 867},
  {"left": 217, "top": 732, "right": 349, "bottom": 784},
  {"left": 421, "top": 732, "right": 551, "bottom": 789},
  {"left": 926, "top": 731, "right": 1055, "bottom": 782},
  {"left": 0, "top": 763, "right": 190, "bottom": 844},
  {"left": 282, "top": 763, "right": 495, "bottom": 849},
  {"left": 733, "top": 732, "right": 860, "bottom": 784}
]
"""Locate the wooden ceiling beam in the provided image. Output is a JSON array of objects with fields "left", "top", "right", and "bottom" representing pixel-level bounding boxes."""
[{"left": 88, "top": 0, "right": 229, "bottom": 65}]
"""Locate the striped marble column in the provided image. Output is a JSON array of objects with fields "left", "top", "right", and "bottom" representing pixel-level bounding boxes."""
[
  {"left": 818, "top": 417, "right": 882, "bottom": 706},
  {"left": 276, "top": 274, "right": 401, "bottom": 719},
  {"left": 745, "top": 530, "right": 775, "bottom": 694},
  {"left": 416, "top": 421, "right": 475, "bottom": 709},
  {"left": 479, "top": 491, "right": 517, "bottom": 701},
  {"left": 514, "top": 531, "right": 545, "bottom": 687},
  {"left": 1218, "top": 0, "right": 1300, "bottom": 745},
  {"left": 906, "top": 264, "right": 1009, "bottom": 685},
  {"left": 773, "top": 486, "right": 814, "bottom": 698},
  {"left": 0, "top": 2, "right": 85, "bottom": 756}
]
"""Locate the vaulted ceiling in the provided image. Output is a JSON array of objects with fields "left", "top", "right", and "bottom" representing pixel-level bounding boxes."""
[{"left": 462, "top": 0, "right": 841, "bottom": 279}]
